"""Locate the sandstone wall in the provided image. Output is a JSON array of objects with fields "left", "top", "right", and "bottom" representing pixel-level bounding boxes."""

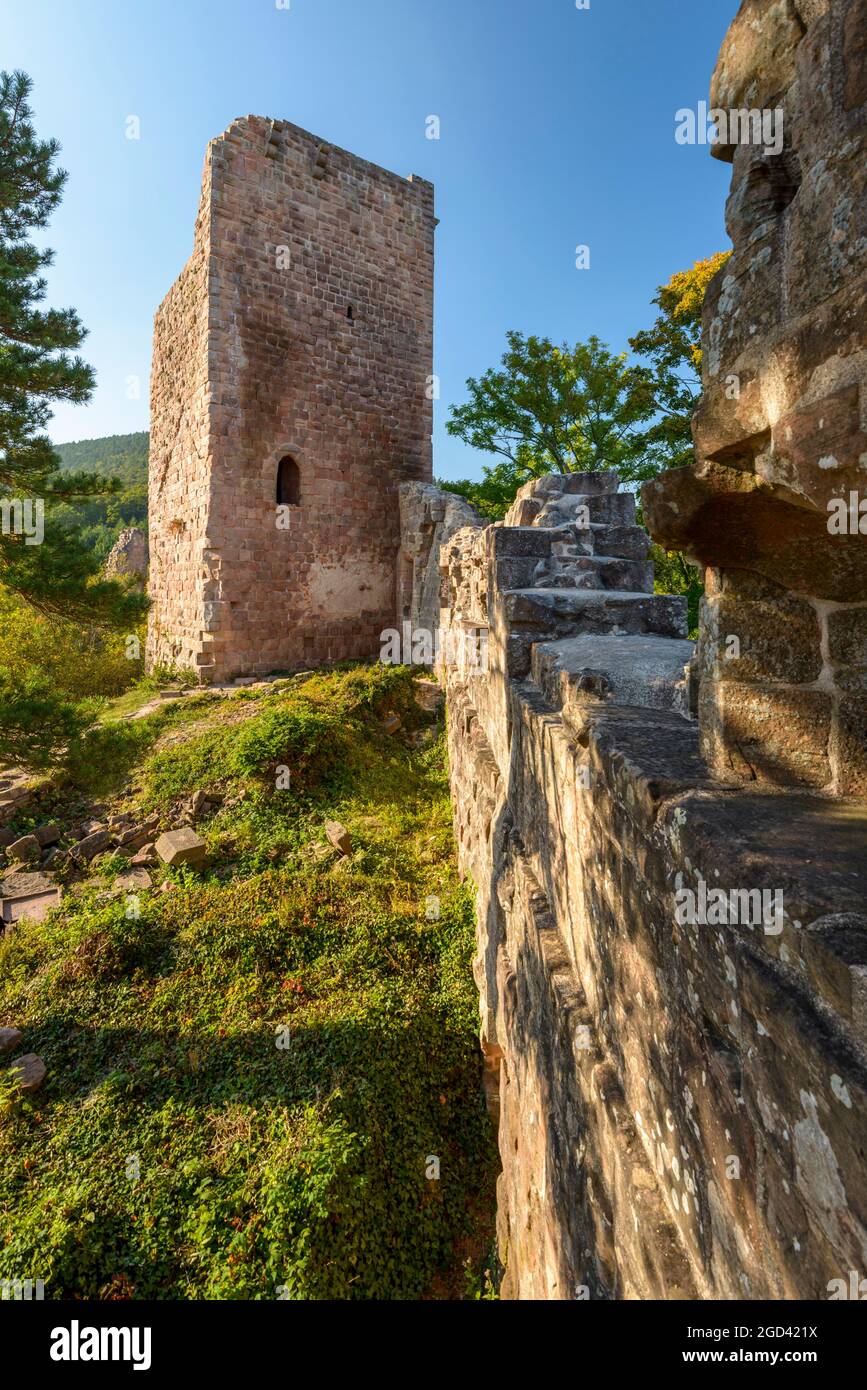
[
  {"left": 147, "top": 157, "right": 214, "bottom": 675},
  {"left": 148, "top": 119, "right": 435, "bottom": 681},
  {"left": 643, "top": 0, "right": 867, "bottom": 796},
  {"left": 435, "top": 0, "right": 867, "bottom": 1297},
  {"left": 435, "top": 471, "right": 867, "bottom": 1299}
]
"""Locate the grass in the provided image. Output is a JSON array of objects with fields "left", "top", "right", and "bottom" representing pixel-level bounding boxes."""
[{"left": 0, "top": 665, "right": 497, "bottom": 1300}]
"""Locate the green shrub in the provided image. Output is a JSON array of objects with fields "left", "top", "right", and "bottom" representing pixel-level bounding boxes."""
[{"left": 229, "top": 704, "right": 347, "bottom": 785}]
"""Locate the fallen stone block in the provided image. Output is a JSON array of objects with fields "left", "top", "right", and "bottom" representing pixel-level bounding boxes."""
[
  {"left": 115, "top": 868, "right": 153, "bottom": 892},
  {"left": 34, "top": 823, "right": 61, "bottom": 848},
  {"left": 0, "top": 870, "right": 62, "bottom": 926},
  {"left": 10, "top": 1053, "right": 46, "bottom": 1093},
  {"left": 155, "top": 828, "right": 208, "bottom": 867},
  {"left": 6, "top": 834, "right": 41, "bottom": 862},
  {"left": 381, "top": 712, "right": 402, "bottom": 734},
  {"left": 414, "top": 678, "right": 443, "bottom": 712},
  {"left": 325, "top": 821, "right": 352, "bottom": 856},
  {"left": 304, "top": 841, "right": 340, "bottom": 865},
  {"left": 73, "top": 830, "right": 111, "bottom": 862},
  {"left": 0, "top": 1026, "right": 23, "bottom": 1055},
  {"left": 116, "top": 825, "right": 156, "bottom": 851}
]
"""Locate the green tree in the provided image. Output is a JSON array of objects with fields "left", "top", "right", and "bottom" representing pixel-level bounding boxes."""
[
  {"left": 628, "top": 251, "right": 731, "bottom": 472},
  {"left": 0, "top": 70, "right": 147, "bottom": 766},
  {"left": 443, "top": 331, "right": 657, "bottom": 518}
]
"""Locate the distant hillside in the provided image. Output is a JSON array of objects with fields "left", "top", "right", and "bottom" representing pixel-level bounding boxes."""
[
  {"left": 50, "top": 431, "right": 150, "bottom": 564},
  {"left": 54, "top": 431, "right": 150, "bottom": 489}
]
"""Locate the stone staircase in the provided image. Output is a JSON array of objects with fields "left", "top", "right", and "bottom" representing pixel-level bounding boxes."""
[{"left": 486, "top": 471, "right": 694, "bottom": 709}]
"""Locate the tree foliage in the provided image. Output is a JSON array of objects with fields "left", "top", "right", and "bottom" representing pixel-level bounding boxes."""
[
  {"left": 0, "top": 71, "right": 147, "bottom": 768},
  {"left": 442, "top": 257, "right": 730, "bottom": 528},
  {"left": 628, "top": 251, "right": 731, "bottom": 472},
  {"left": 443, "top": 331, "right": 659, "bottom": 517}
]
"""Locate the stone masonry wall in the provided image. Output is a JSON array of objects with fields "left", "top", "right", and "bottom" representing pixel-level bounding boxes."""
[
  {"left": 148, "top": 118, "right": 435, "bottom": 682},
  {"left": 432, "top": 470, "right": 867, "bottom": 1299},
  {"left": 643, "top": 0, "right": 867, "bottom": 796},
  {"left": 146, "top": 159, "right": 213, "bottom": 675},
  {"left": 430, "top": 0, "right": 867, "bottom": 1298}
]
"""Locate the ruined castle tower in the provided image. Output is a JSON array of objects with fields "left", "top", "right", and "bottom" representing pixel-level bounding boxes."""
[{"left": 147, "top": 117, "right": 435, "bottom": 682}]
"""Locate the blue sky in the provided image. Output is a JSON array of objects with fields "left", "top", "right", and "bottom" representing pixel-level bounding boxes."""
[{"left": 4, "top": 0, "right": 736, "bottom": 481}]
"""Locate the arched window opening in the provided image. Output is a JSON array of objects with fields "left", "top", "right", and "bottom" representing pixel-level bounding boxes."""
[
  {"left": 276, "top": 455, "right": 300, "bottom": 507},
  {"left": 346, "top": 305, "right": 354, "bottom": 321}
]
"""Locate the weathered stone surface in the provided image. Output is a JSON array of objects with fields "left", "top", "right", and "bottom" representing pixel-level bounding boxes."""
[
  {"left": 6, "top": 834, "right": 40, "bottom": 862},
  {"left": 0, "top": 870, "right": 62, "bottom": 926},
  {"left": 147, "top": 118, "right": 435, "bottom": 683},
  {"left": 154, "top": 828, "right": 207, "bottom": 867},
  {"left": 73, "top": 830, "right": 111, "bottom": 862},
  {"left": 0, "top": 1026, "right": 22, "bottom": 1054},
  {"left": 533, "top": 634, "right": 695, "bottom": 716},
  {"left": 439, "top": 443, "right": 867, "bottom": 1299},
  {"left": 10, "top": 1053, "right": 46, "bottom": 1093},
  {"left": 104, "top": 527, "right": 148, "bottom": 584},
  {"left": 114, "top": 868, "right": 153, "bottom": 892},
  {"left": 700, "top": 679, "right": 834, "bottom": 788},
  {"left": 398, "top": 483, "right": 481, "bottom": 639},
  {"left": 642, "top": 0, "right": 867, "bottom": 796},
  {"left": 325, "top": 821, "right": 351, "bottom": 856}
]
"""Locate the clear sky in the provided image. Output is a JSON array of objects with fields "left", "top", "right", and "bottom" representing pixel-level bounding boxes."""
[{"left": 3, "top": 0, "right": 737, "bottom": 481}]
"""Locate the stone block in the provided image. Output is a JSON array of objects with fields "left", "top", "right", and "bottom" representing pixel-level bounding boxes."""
[
  {"left": 325, "top": 821, "right": 352, "bottom": 856},
  {"left": 154, "top": 828, "right": 208, "bottom": 867},
  {"left": 10, "top": 1053, "right": 46, "bottom": 1093},
  {"left": 6, "top": 835, "right": 40, "bottom": 863}
]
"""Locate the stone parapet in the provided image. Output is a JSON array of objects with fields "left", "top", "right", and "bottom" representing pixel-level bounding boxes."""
[{"left": 439, "top": 468, "right": 867, "bottom": 1298}]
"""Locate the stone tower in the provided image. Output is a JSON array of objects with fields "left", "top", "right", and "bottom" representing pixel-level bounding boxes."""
[{"left": 147, "top": 117, "right": 435, "bottom": 682}]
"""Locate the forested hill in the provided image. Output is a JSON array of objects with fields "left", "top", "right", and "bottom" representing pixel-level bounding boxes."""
[
  {"left": 50, "top": 431, "right": 150, "bottom": 563},
  {"left": 54, "top": 431, "right": 149, "bottom": 489}
]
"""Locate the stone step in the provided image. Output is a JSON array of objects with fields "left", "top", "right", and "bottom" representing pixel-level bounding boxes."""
[
  {"left": 503, "top": 470, "right": 621, "bottom": 525},
  {"left": 489, "top": 521, "right": 650, "bottom": 561},
  {"left": 534, "top": 492, "right": 637, "bottom": 529},
  {"left": 502, "top": 587, "right": 688, "bottom": 639},
  {"left": 532, "top": 634, "right": 696, "bottom": 713},
  {"left": 494, "top": 553, "right": 652, "bottom": 593},
  {"left": 505, "top": 491, "right": 637, "bottom": 531},
  {"left": 537, "top": 555, "right": 654, "bottom": 593}
]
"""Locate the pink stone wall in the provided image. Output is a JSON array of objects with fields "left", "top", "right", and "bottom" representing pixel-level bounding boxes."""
[{"left": 148, "top": 117, "right": 435, "bottom": 681}]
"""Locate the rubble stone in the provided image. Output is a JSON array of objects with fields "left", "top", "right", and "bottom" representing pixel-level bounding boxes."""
[{"left": 154, "top": 828, "right": 208, "bottom": 867}]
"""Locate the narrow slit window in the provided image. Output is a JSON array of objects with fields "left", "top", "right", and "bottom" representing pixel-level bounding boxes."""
[{"left": 276, "top": 455, "right": 300, "bottom": 506}]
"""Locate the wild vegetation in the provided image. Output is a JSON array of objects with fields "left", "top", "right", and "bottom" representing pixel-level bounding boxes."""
[
  {"left": 53, "top": 432, "right": 148, "bottom": 563},
  {"left": 0, "top": 665, "right": 499, "bottom": 1299},
  {"left": 0, "top": 70, "right": 147, "bottom": 771}
]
